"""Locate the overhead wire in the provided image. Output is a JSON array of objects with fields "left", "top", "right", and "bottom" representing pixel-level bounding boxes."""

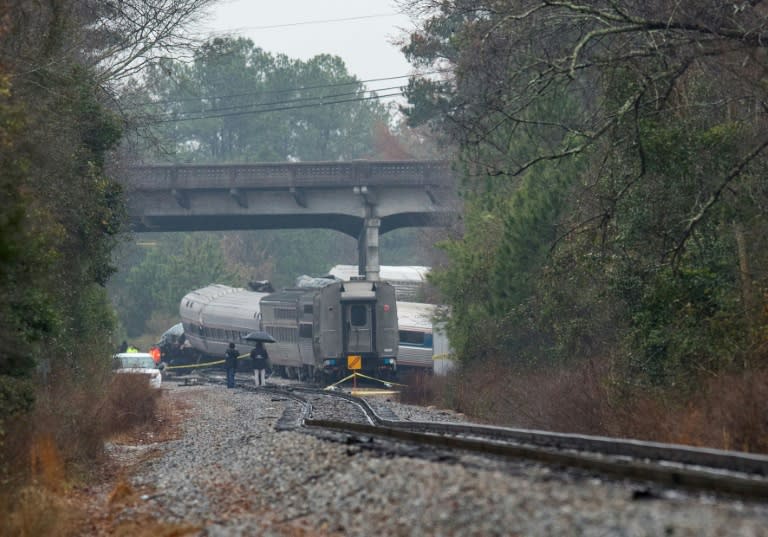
[
  {"left": 124, "top": 70, "right": 449, "bottom": 110},
  {"left": 207, "top": 13, "right": 403, "bottom": 32},
  {"left": 129, "top": 70, "right": 453, "bottom": 123},
  {"left": 119, "top": 11, "right": 452, "bottom": 123},
  {"left": 153, "top": 90, "right": 407, "bottom": 123},
  {"left": 150, "top": 84, "right": 405, "bottom": 120}
]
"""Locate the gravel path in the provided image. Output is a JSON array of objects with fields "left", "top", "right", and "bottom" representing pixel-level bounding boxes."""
[{"left": 120, "top": 382, "right": 768, "bottom": 536}]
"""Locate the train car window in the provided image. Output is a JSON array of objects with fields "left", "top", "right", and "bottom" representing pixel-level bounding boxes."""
[
  {"left": 399, "top": 330, "right": 426, "bottom": 346},
  {"left": 275, "top": 308, "right": 296, "bottom": 320},
  {"left": 299, "top": 323, "right": 312, "bottom": 338},
  {"left": 350, "top": 304, "right": 368, "bottom": 326},
  {"left": 265, "top": 326, "right": 297, "bottom": 342},
  {"left": 303, "top": 304, "right": 313, "bottom": 314}
]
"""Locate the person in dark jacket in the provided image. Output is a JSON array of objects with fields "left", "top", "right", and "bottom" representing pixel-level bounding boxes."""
[
  {"left": 250, "top": 341, "right": 269, "bottom": 386},
  {"left": 225, "top": 342, "right": 239, "bottom": 388}
]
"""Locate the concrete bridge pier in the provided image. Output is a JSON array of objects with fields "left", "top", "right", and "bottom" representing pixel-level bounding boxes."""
[{"left": 357, "top": 214, "right": 381, "bottom": 281}]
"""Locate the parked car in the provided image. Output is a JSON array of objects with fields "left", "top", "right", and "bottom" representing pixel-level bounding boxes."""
[{"left": 113, "top": 352, "right": 163, "bottom": 388}]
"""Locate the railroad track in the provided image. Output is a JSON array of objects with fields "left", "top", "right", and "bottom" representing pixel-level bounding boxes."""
[
  {"left": 264, "top": 383, "right": 768, "bottom": 502},
  {"left": 171, "top": 371, "right": 768, "bottom": 501}
]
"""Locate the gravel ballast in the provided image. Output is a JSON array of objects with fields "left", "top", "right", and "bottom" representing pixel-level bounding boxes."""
[{"left": 120, "top": 381, "right": 768, "bottom": 536}]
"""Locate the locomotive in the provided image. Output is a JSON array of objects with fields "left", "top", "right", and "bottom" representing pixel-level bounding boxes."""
[{"left": 175, "top": 278, "right": 399, "bottom": 382}]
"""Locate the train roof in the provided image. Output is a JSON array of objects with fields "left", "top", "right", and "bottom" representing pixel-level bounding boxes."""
[
  {"left": 328, "top": 265, "right": 430, "bottom": 282},
  {"left": 259, "top": 288, "right": 309, "bottom": 304},
  {"left": 396, "top": 301, "right": 438, "bottom": 330},
  {"left": 180, "top": 284, "right": 269, "bottom": 324},
  {"left": 182, "top": 283, "right": 243, "bottom": 306},
  {"left": 328, "top": 265, "right": 430, "bottom": 301}
]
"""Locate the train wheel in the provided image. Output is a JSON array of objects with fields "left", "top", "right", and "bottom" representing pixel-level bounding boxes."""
[
  {"left": 298, "top": 366, "right": 309, "bottom": 382},
  {"left": 320, "top": 371, "right": 333, "bottom": 386}
]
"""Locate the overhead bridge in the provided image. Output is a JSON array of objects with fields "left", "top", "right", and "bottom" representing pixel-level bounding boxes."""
[{"left": 124, "top": 160, "right": 458, "bottom": 280}]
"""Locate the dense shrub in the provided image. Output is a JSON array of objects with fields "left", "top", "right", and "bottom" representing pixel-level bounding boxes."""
[{"left": 419, "top": 359, "right": 768, "bottom": 454}]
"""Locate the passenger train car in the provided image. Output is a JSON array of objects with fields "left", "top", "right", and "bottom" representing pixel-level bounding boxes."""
[
  {"left": 178, "top": 279, "right": 399, "bottom": 381},
  {"left": 328, "top": 265, "right": 430, "bottom": 301},
  {"left": 396, "top": 301, "right": 454, "bottom": 374},
  {"left": 327, "top": 266, "right": 455, "bottom": 374}
]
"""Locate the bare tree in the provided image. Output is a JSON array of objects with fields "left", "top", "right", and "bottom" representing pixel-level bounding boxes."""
[
  {"left": 85, "top": 0, "right": 215, "bottom": 83},
  {"left": 402, "top": 1, "right": 768, "bottom": 254},
  {"left": 1, "top": 0, "right": 214, "bottom": 86}
]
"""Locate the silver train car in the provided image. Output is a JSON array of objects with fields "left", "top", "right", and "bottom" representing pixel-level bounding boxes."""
[
  {"left": 396, "top": 301, "right": 454, "bottom": 374},
  {"left": 329, "top": 265, "right": 430, "bottom": 301},
  {"left": 178, "top": 279, "right": 399, "bottom": 381}
]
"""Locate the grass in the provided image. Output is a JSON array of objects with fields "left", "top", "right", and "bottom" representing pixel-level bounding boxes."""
[
  {"left": 402, "top": 359, "right": 768, "bottom": 454},
  {"left": 0, "top": 368, "right": 165, "bottom": 536},
  {"left": 0, "top": 485, "right": 69, "bottom": 537}
]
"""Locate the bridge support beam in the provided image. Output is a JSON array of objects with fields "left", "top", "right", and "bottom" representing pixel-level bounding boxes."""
[
  {"left": 358, "top": 215, "right": 380, "bottom": 281},
  {"left": 229, "top": 188, "right": 248, "bottom": 208}
]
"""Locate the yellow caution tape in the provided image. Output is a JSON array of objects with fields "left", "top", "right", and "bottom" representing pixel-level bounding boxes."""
[
  {"left": 350, "top": 389, "right": 400, "bottom": 396},
  {"left": 323, "top": 371, "right": 407, "bottom": 389},
  {"left": 351, "top": 371, "right": 407, "bottom": 387},
  {"left": 165, "top": 359, "right": 224, "bottom": 370},
  {"left": 324, "top": 372, "right": 357, "bottom": 388},
  {"left": 164, "top": 353, "right": 249, "bottom": 370}
]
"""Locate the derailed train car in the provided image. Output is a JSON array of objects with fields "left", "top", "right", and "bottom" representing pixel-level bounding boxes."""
[
  {"left": 396, "top": 301, "right": 454, "bottom": 375},
  {"left": 177, "top": 279, "right": 399, "bottom": 381}
]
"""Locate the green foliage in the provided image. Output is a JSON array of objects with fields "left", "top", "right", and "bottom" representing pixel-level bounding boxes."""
[
  {"left": 0, "top": 0, "right": 124, "bottom": 432},
  {"left": 404, "top": 0, "right": 768, "bottom": 390},
  {"left": 135, "top": 37, "right": 389, "bottom": 162},
  {"left": 428, "top": 199, "right": 505, "bottom": 361},
  {"left": 113, "top": 235, "right": 241, "bottom": 336},
  {"left": 0, "top": 375, "right": 35, "bottom": 423}
]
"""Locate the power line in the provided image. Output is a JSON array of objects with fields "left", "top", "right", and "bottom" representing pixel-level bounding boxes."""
[
  {"left": 208, "top": 13, "right": 402, "bottom": 32},
  {"left": 153, "top": 85, "right": 405, "bottom": 119},
  {"left": 124, "top": 71, "right": 447, "bottom": 109},
  {"left": 153, "top": 90, "right": 406, "bottom": 124}
]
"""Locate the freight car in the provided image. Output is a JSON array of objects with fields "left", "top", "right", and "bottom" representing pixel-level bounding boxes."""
[{"left": 177, "top": 279, "right": 399, "bottom": 382}]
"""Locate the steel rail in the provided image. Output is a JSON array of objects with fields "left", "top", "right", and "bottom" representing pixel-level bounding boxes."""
[
  {"left": 291, "top": 387, "right": 768, "bottom": 501},
  {"left": 188, "top": 375, "right": 768, "bottom": 500},
  {"left": 303, "top": 418, "right": 768, "bottom": 501},
  {"left": 306, "top": 388, "right": 768, "bottom": 477},
  {"left": 371, "top": 420, "right": 768, "bottom": 476}
]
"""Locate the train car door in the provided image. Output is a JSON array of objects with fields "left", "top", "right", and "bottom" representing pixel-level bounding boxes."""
[{"left": 343, "top": 302, "right": 373, "bottom": 354}]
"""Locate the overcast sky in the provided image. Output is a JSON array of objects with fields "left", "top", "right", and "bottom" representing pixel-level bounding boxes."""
[{"left": 198, "top": 0, "right": 416, "bottom": 92}]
